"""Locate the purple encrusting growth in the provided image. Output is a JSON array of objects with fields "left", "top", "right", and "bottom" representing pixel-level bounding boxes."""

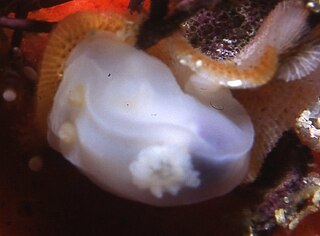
[
  {"left": 184, "top": 0, "right": 279, "bottom": 61},
  {"left": 249, "top": 131, "right": 311, "bottom": 234}
]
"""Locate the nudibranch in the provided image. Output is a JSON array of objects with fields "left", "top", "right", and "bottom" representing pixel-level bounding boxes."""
[
  {"left": 35, "top": 12, "right": 254, "bottom": 206},
  {"left": 35, "top": 0, "right": 320, "bottom": 205}
]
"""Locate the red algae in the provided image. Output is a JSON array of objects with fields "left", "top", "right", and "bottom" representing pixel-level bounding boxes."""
[{"left": 28, "top": 0, "right": 129, "bottom": 21}]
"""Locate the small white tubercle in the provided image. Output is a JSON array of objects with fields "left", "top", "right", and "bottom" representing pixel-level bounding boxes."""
[
  {"left": 130, "top": 145, "right": 200, "bottom": 198},
  {"left": 48, "top": 31, "right": 254, "bottom": 206}
]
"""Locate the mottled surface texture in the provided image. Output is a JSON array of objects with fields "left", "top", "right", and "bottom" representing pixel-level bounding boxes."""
[
  {"left": 183, "top": 0, "right": 279, "bottom": 60},
  {"left": 249, "top": 131, "right": 310, "bottom": 235}
]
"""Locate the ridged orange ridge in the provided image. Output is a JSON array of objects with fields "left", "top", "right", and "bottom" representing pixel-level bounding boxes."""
[
  {"left": 168, "top": 34, "right": 278, "bottom": 88},
  {"left": 36, "top": 11, "right": 138, "bottom": 141}
]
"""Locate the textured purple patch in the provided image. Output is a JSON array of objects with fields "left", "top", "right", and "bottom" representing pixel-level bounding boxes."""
[
  {"left": 184, "top": 0, "right": 279, "bottom": 60},
  {"left": 249, "top": 131, "right": 311, "bottom": 235}
]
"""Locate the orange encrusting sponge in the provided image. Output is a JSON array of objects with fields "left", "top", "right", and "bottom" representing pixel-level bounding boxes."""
[{"left": 170, "top": 35, "right": 278, "bottom": 88}]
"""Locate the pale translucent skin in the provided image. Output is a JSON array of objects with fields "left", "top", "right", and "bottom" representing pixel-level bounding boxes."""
[{"left": 48, "top": 31, "right": 254, "bottom": 206}]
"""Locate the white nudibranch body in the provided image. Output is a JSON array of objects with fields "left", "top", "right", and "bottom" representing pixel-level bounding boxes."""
[{"left": 48, "top": 31, "right": 254, "bottom": 206}]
